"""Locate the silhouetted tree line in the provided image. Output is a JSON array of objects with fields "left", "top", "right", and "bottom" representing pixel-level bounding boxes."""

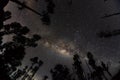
[
  {"left": 48, "top": 52, "right": 114, "bottom": 80},
  {"left": 1, "top": 1, "right": 120, "bottom": 80},
  {"left": 0, "top": 1, "right": 42, "bottom": 80},
  {"left": 46, "top": 53, "right": 120, "bottom": 80},
  {"left": 10, "top": 57, "right": 43, "bottom": 80}
]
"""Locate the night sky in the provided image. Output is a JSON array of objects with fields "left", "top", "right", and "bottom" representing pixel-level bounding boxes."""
[{"left": 4, "top": 0, "right": 120, "bottom": 80}]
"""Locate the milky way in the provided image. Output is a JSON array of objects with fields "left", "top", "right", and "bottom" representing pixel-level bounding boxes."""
[{"left": 5, "top": 0, "right": 120, "bottom": 79}]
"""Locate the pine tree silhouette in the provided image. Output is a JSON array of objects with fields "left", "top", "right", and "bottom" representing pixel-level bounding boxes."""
[
  {"left": 87, "top": 52, "right": 108, "bottom": 80},
  {"left": 73, "top": 54, "right": 87, "bottom": 80}
]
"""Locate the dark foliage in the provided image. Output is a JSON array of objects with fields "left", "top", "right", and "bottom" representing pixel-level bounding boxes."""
[
  {"left": 49, "top": 52, "right": 116, "bottom": 80},
  {"left": 73, "top": 54, "right": 87, "bottom": 80},
  {"left": 0, "top": 1, "right": 42, "bottom": 79},
  {"left": 1, "top": 1, "right": 120, "bottom": 80},
  {"left": 50, "top": 64, "right": 72, "bottom": 80}
]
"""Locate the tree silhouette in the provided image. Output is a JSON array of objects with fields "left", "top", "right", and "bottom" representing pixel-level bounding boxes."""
[
  {"left": 73, "top": 54, "right": 87, "bottom": 80},
  {"left": 87, "top": 52, "right": 108, "bottom": 80},
  {"left": 20, "top": 57, "right": 43, "bottom": 80},
  {"left": 0, "top": 1, "right": 42, "bottom": 79},
  {"left": 101, "top": 61, "right": 112, "bottom": 77},
  {"left": 50, "top": 64, "right": 72, "bottom": 80},
  {"left": 48, "top": 53, "right": 118, "bottom": 80},
  {"left": 1, "top": 1, "right": 120, "bottom": 80}
]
